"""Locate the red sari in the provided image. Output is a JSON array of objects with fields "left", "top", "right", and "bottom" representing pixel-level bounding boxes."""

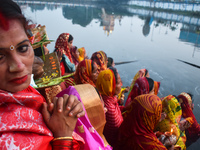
[
  {"left": 55, "top": 33, "right": 73, "bottom": 63},
  {"left": 55, "top": 33, "right": 74, "bottom": 76},
  {"left": 0, "top": 86, "right": 83, "bottom": 149},
  {"left": 118, "top": 94, "right": 167, "bottom": 150},
  {"left": 178, "top": 92, "right": 200, "bottom": 146},
  {"left": 127, "top": 69, "right": 147, "bottom": 95},
  {"left": 71, "top": 46, "right": 79, "bottom": 66},
  {"left": 102, "top": 95, "right": 123, "bottom": 148},
  {"left": 125, "top": 77, "right": 149, "bottom": 107}
]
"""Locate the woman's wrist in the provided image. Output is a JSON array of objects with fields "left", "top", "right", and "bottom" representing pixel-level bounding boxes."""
[{"left": 53, "top": 131, "right": 73, "bottom": 138}]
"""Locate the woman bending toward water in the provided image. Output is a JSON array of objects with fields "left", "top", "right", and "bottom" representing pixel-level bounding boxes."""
[
  {"left": 118, "top": 94, "right": 174, "bottom": 150},
  {"left": 155, "top": 95, "right": 192, "bottom": 150},
  {"left": 127, "top": 69, "right": 149, "bottom": 95},
  {"left": 125, "top": 68, "right": 160, "bottom": 105},
  {"left": 125, "top": 76, "right": 155, "bottom": 107}
]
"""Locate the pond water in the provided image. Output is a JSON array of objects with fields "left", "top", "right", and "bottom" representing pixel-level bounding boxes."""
[{"left": 16, "top": 0, "right": 200, "bottom": 149}]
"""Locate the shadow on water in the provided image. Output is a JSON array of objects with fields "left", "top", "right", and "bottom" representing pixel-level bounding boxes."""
[{"left": 15, "top": 0, "right": 200, "bottom": 149}]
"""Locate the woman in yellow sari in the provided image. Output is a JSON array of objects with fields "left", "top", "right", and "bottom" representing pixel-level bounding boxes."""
[
  {"left": 96, "top": 67, "right": 123, "bottom": 149},
  {"left": 155, "top": 95, "right": 192, "bottom": 150},
  {"left": 78, "top": 47, "right": 87, "bottom": 62}
]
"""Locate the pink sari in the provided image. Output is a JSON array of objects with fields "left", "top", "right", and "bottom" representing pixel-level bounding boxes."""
[{"left": 57, "top": 86, "right": 113, "bottom": 150}]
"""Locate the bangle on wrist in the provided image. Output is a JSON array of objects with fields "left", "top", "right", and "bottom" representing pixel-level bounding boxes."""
[{"left": 52, "top": 136, "right": 73, "bottom": 141}]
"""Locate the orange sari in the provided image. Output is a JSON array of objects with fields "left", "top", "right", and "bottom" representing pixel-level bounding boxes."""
[
  {"left": 74, "top": 59, "right": 96, "bottom": 87},
  {"left": 91, "top": 51, "right": 107, "bottom": 72},
  {"left": 118, "top": 94, "right": 166, "bottom": 150}
]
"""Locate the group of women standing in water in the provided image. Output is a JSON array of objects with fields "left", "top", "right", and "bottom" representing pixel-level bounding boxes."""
[{"left": 1, "top": 0, "right": 200, "bottom": 149}]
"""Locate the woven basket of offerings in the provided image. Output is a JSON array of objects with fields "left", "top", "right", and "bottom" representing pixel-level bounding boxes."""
[
  {"left": 30, "top": 25, "right": 51, "bottom": 49},
  {"left": 36, "top": 84, "right": 62, "bottom": 104},
  {"left": 39, "top": 52, "right": 61, "bottom": 79},
  {"left": 35, "top": 73, "right": 74, "bottom": 104}
]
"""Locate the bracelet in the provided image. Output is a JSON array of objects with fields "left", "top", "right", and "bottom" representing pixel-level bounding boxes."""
[{"left": 52, "top": 136, "right": 73, "bottom": 141}]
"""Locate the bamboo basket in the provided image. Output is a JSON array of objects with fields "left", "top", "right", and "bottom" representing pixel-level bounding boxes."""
[{"left": 74, "top": 84, "right": 110, "bottom": 147}]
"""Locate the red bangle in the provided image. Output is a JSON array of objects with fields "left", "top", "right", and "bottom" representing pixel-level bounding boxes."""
[{"left": 52, "top": 139, "right": 80, "bottom": 150}]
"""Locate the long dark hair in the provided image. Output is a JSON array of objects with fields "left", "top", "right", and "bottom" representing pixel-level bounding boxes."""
[
  {"left": 109, "top": 67, "right": 118, "bottom": 84},
  {"left": 68, "top": 34, "right": 74, "bottom": 43},
  {"left": 146, "top": 77, "right": 154, "bottom": 92}
]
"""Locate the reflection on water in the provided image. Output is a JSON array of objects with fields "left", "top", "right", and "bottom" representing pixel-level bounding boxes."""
[
  {"left": 15, "top": 0, "right": 200, "bottom": 149},
  {"left": 17, "top": 0, "right": 200, "bottom": 49}
]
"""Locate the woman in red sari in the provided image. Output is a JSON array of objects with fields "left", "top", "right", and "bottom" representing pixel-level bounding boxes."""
[
  {"left": 117, "top": 94, "right": 167, "bottom": 150},
  {"left": 55, "top": 33, "right": 75, "bottom": 75},
  {"left": 127, "top": 69, "right": 149, "bottom": 95},
  {"left": 54, "top": 33, "right": 77, "bottom": 89},
  {"left": 178, "top": 92, "right": 200, "bottom": 147},
  {"left": 127, "top": 68, "right": 160, "bottom": 98},
  {"left": 125, "top": 76, "right": 155, "bottom": 107},
  {"left": 74, "top": 59, "right": 99, "bottom": 87},
  {"left": 91, "top": 51, "right": 108, "bottom": 72},
  {"left": 96, "top": 67, "right": 123, "bottom": 149},
  {"left": 0, "top": 0, "right": 85, "bottom": 149}
]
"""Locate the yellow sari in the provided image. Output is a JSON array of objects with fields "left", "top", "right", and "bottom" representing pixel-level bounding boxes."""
[
  {"left": 78, "top": 47, "right": 86, "bottom": 62},
  {"left": 155, "top": 95, "right": 186, "bottom": 150}
]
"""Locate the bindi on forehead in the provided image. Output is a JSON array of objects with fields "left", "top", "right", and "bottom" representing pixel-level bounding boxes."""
[
  {"left": 0, "top": 40, "right": 29, "bottom": 52},
  {"left": 0, "top": 12, "right": 9, "bottom": 31},
  {"left": 10, "top": 45, "right": 14, "bottom": 50}
]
